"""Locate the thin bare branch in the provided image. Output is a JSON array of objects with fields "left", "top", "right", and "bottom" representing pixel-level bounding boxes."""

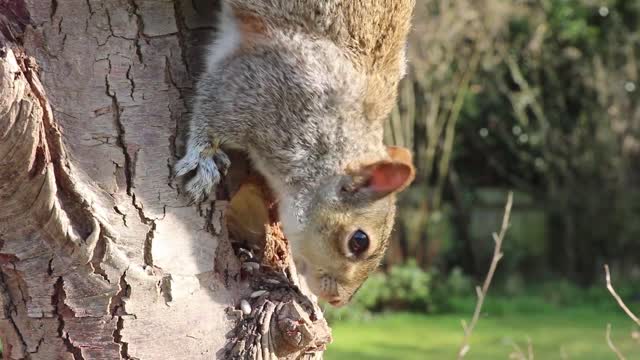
[
  {"left": 457, "top": 192, "right": 514, "bottom": 359},
  {"left": 509, "top": 341, "right": 526, "bottom": 360},
  {"left": 604, "top": 265, "right": 640, "bottom": 326},
  {"left": 606, "top": 324, "right": 626, "bottom": 360},
  {"left": 508, "top": 337, "right": 534, "bottom": 360}
]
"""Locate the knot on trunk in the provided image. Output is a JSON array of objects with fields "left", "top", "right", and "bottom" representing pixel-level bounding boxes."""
[{"left": 220, "top": 268, "right": 332, "bottom": 360}]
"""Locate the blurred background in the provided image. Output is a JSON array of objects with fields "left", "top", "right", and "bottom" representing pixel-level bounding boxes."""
[{"left": 325, "top": 1, "right": 640, "bottom": 359}]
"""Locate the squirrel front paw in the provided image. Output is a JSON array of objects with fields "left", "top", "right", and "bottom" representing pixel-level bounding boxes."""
[{"left": 174, "top": 145, "right": 231, "bottom": 203}]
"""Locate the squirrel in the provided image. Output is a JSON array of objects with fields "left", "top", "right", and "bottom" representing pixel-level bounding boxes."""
[{"left": 175, "top": 0, "right": 416, "bottom": 307}]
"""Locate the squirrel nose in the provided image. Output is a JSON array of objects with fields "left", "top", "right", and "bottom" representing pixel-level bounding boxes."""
[{"left": 328, "top": 297, "right": 345, "bottom": 307}]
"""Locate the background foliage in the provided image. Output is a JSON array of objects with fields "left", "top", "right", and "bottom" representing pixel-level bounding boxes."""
[
  {"left": 330, "top": 1, "right": 640, "bottom": 358},
  {"left": 385, "top": 0, "right": 640, "bottom": 286}
]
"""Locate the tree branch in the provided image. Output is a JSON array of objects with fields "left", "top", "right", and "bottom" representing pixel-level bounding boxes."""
[
  {"left": 604, "top": 264, "right": 640, "bottom": 327},
  {"left": 603, "top": 264, "right": 639, "bottom": 360},
  {"left": 606, "top": 323, "right": 626, "bottom": 360},
  {"left": 457, "top": 191, "right": 513, "bottom": 359}
]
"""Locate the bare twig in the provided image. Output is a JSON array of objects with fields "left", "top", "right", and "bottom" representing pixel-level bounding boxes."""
[
  {"left": 603, "top": 265, "right": 639, "bottom": 360},
  {"left": 457, "top": 192, "right": 514, "bottom": 359},
  {"left": 604, "top": 265, "right": 640, "bottom": 326},
  {"left": 606, "top": 323, "right": 626, "bottom": 360},
  {"left": 509, "top": 341, "right": 526, "bottom": 360},
  {"left": 508, "top": 337, "right": 534, "bottom": 360}
]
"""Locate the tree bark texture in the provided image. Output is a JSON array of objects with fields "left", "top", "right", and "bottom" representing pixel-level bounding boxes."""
[{"left": 0, "top": 1, "right": 329, "bottom": 359}]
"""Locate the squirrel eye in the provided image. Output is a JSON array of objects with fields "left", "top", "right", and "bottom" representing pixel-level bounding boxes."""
[{"left": 348, "top": 230, "right": 370, "bottom": 256}]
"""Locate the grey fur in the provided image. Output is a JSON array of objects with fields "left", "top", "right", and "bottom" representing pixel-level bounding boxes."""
[{"left": 175, "top": 0, "right": 415, "bottom": 305}]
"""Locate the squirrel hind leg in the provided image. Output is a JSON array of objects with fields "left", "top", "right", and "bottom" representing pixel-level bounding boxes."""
[{"left": 175, "top": 147, "right": 231, "bottom": 203}]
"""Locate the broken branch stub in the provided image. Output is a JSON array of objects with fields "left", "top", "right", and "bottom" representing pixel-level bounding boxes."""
[{"left": 223, "top": 175, "right": 332, "bottom": 359}]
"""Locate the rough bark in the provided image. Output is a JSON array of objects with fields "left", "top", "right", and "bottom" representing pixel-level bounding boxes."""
[{"left": 0, "top": 1, "right": 329, "bottom": 359}]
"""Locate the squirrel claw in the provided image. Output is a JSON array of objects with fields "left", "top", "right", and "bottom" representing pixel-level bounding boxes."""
[
  {"left": 175, "top": 147, "right": 230, "bottom": 203},
  {"left": 212, "top": 150, "right": 231, "bottom": 174}
]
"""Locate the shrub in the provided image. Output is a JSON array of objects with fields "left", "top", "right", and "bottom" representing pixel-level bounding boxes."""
[{"left": 324, "top": 261, "right": 434, "bottom": 323}]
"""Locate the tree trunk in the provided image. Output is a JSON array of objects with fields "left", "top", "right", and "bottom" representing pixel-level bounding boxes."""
[{"left": 0, "top": 1, "right": 329, "bottom": 359}]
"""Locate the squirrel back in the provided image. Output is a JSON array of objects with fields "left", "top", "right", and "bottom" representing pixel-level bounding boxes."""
[{"left": 227, "top": 0, "right": 415, "bottom": 121}]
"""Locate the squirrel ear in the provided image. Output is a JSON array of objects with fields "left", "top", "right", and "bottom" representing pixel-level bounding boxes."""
[
  {"left": 387, "top": 146, "right": 413, "bottom": 165},
  {"left": 347, "top": 159, "right": 415, "bottom": 201},
  {"left": 344, "top": 147, "right": 415, "bottom": 201},
  {"left": 365, "top": 161, "right": 415, "bottom": 196}
]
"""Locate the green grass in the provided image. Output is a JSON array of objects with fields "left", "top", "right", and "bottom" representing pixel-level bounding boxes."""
[{"left": 325, "top": 308, "right": 640, "bottom": 359}]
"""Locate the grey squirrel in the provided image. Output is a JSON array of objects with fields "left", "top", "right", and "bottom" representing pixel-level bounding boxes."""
[{"left": 175, "top": 0, "right": 416, "bottom": 306}]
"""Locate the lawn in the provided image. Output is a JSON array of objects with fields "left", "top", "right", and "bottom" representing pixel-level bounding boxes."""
[{"left": 324, "top": 308, "right": 640, "bottom": 359}]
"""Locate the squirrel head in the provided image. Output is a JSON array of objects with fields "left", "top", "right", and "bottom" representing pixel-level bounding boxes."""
[{"left": 282, "top": 146, "right": 415, "bottom": 306}]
